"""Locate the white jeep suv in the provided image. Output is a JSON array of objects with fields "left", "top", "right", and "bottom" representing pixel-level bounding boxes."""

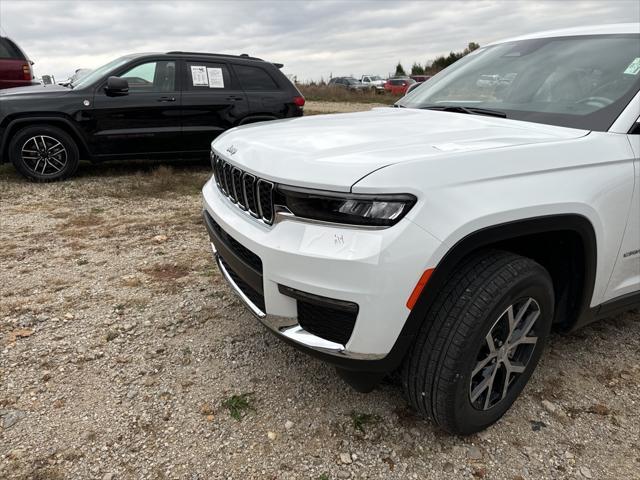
[{"left": 202, "top": 24, "right": 640, "bottom": 434}]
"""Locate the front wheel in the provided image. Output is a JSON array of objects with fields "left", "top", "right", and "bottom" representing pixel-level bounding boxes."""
[
  {"left": 401, "top": 250, "right": 554, "bottom": 434},
  {"left": 9, "top": 124, "right": 80, "bottom": 182}
]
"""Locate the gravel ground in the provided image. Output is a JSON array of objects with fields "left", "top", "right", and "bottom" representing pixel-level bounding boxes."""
[{"left": 1, "top": 105, "right": 639, "bottom": 480}]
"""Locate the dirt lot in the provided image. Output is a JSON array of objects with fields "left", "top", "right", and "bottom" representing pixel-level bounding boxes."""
[{"left": 1, "top": 102, "right": 639, "bottom": 480}]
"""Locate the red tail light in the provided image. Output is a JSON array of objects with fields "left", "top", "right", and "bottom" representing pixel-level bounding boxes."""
[
  {"left": 293, "top": 95, "right": 305, "bottom": 107},
  {"left": 22, "top": 63, "right": 32, "bottom": 81}
]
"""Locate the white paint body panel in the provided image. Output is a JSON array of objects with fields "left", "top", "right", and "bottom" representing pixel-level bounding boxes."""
[{"left": 355, "top": 130, "right": 637, "bottom": 307}]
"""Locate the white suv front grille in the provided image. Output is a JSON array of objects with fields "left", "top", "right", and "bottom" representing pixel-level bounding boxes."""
[{"left": 212, "top": 154, "right": 275, "bottom": 225}]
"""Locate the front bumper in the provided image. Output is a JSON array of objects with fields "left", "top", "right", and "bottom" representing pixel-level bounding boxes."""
[{"left": 202, "top": 176, "right": 441, "bottom": 365}]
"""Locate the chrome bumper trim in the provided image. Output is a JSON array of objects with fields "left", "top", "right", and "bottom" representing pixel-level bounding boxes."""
[
  {"left": 210, "top": 242, "right": 385, "bottom": 361},
  {"left": 212, "top": 242, "right": 266, "bottom": 319}
]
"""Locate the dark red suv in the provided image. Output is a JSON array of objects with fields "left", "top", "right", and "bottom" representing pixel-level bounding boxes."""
[{"left": 0, "top": 36, "right": 35, "bottom": 90}]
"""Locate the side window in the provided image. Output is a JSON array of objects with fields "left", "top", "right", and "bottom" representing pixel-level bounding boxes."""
[
  {"left": 118, "top": 61, "right": 176, "bottom": 92},
  {"left": 185, "top": 62, "right": 231, "bottom": 90},
  {"left": 234, "top": 64, "right": 279, "bottom": 91}
]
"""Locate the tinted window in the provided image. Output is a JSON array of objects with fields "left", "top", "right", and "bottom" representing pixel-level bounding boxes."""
[
  {"left": 0, "top": 38, "right": 25, "bottom": 59},
  {"left": 118, "top": 61, "right": 176, "bottom": 92},
  {"left": 234, "top": 64, "right": 279, "bottom": 91},
  {"left": 185, "top": 62, "right": 231, "bottom": 90}
]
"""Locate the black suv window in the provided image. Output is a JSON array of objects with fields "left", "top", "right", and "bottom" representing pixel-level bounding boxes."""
[
  {"left": 117, "top": 61, "right": 176, "bottom": 92},
  {"left": 234, "top": 64, "right": 279, "bottom": 91},
  {"left": 0, "top": 37, "right": 25, "bottom": 59},
  {"left": 185, "top": 62, "right": 231, "bottom": 90}
]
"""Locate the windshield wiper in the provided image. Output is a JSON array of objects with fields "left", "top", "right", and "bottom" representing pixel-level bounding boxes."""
[{"left": 422, "top": 105, "right": 507, "bottom": 118}]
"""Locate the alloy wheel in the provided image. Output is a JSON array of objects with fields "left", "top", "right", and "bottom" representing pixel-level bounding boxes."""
[
  {"left": 470, "top": 297, "right": 541, "bottom": 410},
  {"left": 21, "top": 135, "right": 68, "bottom": 176}
]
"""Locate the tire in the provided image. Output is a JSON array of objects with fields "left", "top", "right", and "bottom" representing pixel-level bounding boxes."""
[
  {"left": 401, "top": 250, "right": 554, "bottom": 435},
  {"left": 9, "top": 124, "right": 80, "bottom": 182}
]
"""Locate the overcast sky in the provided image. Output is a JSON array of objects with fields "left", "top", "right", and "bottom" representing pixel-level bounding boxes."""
[{"left": 1, "top": 0, "right": 638, "bottom": 82}]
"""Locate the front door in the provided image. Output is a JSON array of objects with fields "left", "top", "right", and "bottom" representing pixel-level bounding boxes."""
[
  {"left": 604, "top": 118, "right": 640, "bottom": 302},
  {"left": 181, "top": 60, "right": 249, "bottom": 154},
  {"left": 90, "top": 59, "right": 182, "bottom": 157}
]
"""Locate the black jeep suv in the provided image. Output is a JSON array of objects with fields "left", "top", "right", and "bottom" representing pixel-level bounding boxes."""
[{"left": 0, "top": 52, "right": 304, "bottom": 181}]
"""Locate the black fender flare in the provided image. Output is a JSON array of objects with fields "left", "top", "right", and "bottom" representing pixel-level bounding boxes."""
[{"left": 1, "top": 116, "right": 91, "bottom": 162}]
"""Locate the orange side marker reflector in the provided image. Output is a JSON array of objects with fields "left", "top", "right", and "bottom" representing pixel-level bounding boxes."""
[{"left": 406, "top": 268, "right": 434, "bottom": 310}]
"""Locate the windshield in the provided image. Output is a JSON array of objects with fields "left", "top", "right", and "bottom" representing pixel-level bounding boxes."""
[
  {"left": 71, "top": 56, "right": 132, "bottom": 89},
  {"left": 398, "top": 34, "right": 640, "bottom": 131},
  {"left": 370, "top": 75, "right": 382, "bottom": 81},
  {"left": 345, "top": 78, "right": 359, "bottom": 85}
]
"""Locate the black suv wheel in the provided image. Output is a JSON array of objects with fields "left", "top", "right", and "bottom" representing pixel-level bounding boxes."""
[
  {"left": 401, "top": 250, "right": 554, "bottom": 434},
  {"left": 9, "top": 125, "right": 80, "bottom": 182}
]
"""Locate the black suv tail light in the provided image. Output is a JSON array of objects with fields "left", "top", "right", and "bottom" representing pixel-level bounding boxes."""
[{"left": 293, "top": 96, "right": 305, "bottom": 107}]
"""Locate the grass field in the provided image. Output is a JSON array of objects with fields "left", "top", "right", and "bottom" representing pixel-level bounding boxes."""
[{"left": 297, "top": 84, "right": 400, "bottom": 105}]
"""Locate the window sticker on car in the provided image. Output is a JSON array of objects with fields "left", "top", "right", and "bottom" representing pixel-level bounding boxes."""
[
  {"left": 207, "top": 67, "right": 224, "bottom": 88},
  {"left": 623, "top": 58, "right": 640, "bottom": 75},
  {"left": 191, "top": 65, "right": 209, "bottom": 86}
]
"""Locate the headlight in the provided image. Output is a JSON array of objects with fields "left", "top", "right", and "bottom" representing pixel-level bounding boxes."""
[{"left": 276, "top": 186, "right": 416, "bottom": 227}]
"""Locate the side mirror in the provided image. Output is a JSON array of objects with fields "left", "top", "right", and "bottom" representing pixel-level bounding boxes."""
[{"left": 105, "top": 76, "right": 129, "bottom": 95}]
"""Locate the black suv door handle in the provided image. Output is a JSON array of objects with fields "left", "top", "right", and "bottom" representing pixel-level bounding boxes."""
[
  {"left": 157, "top": 96, "right": 176, "bottom": 102},
  {"left": 226, "top": 96, "right": 244, "bottom": 102}
]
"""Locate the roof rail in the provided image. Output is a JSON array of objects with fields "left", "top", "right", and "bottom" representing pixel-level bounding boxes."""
[{"left": 165, "top": 51, "right": 263, "bottom": 61}]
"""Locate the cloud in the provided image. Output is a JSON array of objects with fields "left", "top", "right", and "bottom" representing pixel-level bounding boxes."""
[{"left": 0, "top": 0, "right": 637, "bottom": 81}]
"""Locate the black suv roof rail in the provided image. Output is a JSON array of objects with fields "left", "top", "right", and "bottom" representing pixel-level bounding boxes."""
[{"left": 165, "top": 51, "right": 264, "bottom": 61}]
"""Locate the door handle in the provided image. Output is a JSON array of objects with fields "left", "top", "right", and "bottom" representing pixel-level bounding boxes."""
[
  {"left": 157, "top": 96, "right": 176, "bottom": 102},
  {"left": 225, "top": 96, "right": 244, "bottom": 102}
]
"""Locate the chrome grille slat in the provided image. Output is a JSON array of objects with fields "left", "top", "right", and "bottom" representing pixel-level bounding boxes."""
[{"left": 212, "top": 153, "right": 275, "bottom": 225}]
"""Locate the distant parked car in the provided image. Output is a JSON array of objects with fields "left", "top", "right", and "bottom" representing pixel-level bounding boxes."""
[
  {"left": 384, "top": 77, "right": 416, "bottom": 95},
  {"left": 410, "top": 75, "right": 431, "bottom": 83},
  {"left": 0, "top": 36, "right": 36, "bottom": 90},
  {"left": 328, "top": 77, "right": 368, "bottom": 92},
  {"left": 476, "top": 74, "right": 501, "bottom": 87},
  {"left": 0, "top": 51, "right": 305, "bottom": 181},
  {"left": 59, "top": 68, "right": 92, "bottom": 87},
  {"left": 360, "top": 75, "right": 385, "bottom": 92}
]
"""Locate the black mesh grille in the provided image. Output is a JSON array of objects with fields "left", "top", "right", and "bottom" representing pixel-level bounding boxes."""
[
  {"left": 232, "top": 168, "right": 244, "bottom": 208},
  {"left": 223, "top": 164, "right": 234, "bottom": 200},
  {"left": 206, "top": 212, "right": 262, "bottom": 273},
  {"left": 297, "top": 301, "right": 358, "bottom": 345},
  {"left": 220, "top": 258, "right": 265, "bottom": 311},
  {"left": 211, "top": 153, "right": 275, "bottom": 225},
  {"left": 257, "top": 180, "right": 274, "bottom": 223},
  {"left": 243, "top": 174, "right": 258, "bottom": 215}
]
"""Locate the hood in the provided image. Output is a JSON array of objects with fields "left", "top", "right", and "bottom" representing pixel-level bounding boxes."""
[
  {"left": 0, "top": 83, "right": 70, "bottom": 97},
  {"left": 212, "top": 107, "right": 588, "bottom": 192}
]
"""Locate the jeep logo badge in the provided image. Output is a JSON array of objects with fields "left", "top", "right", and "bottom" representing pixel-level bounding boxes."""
[{"left": 226, "top": 145, "right": 238, "bottom": 155}]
